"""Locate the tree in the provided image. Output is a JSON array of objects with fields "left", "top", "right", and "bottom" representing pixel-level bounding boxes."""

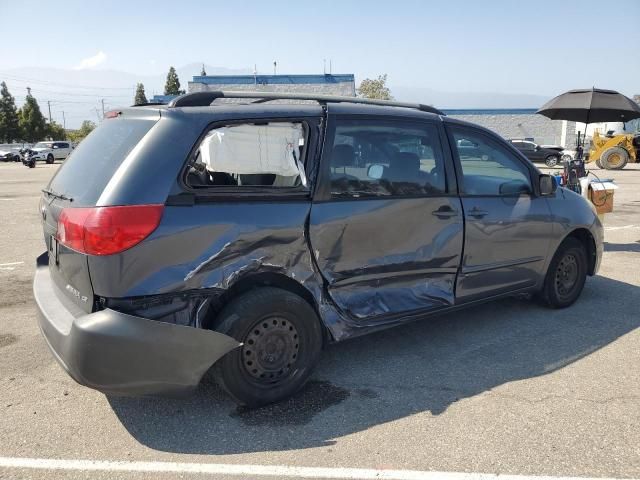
[
  {"left": 164, "top": 66, "right": 185, "bottom": 95},
  {"left": 47, "top": 121, "right": 66, "bottom": 140},
  {"left": 18, "top": 90, "right": 48, "bottom": 143},
  {"left": 134, "top": 83, "right": 148, "bottom": 105},
  {"left": 67, "top": 120, "right": 96, "bottom": 143},
  {"left": 0, "top": 81, "right": 22, "bottom": 143},
  {"left": 357, "top": 74, "right": 393, "bottom": 100}
]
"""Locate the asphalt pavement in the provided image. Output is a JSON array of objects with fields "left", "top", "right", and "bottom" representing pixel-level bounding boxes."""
[{"left": 0, "top": 161, "right": 638, "bottom": 479}]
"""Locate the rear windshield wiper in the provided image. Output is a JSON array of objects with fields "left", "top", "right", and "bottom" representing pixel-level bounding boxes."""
[{"left": 42, "top": 188, "right": 73, "bottom": 202}]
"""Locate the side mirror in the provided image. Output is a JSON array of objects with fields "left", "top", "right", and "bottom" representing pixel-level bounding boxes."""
[
  {"left": 535, "top": 145, "right": 540, "bottom": 151},
  {"left": 367, "top": 164, "right": 384, "bottom": 180},
  {"left": 539, "top": 174, "right": 557, "bottom": 196}
]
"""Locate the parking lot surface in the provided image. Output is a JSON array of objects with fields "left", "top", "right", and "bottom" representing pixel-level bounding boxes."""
[{"left": 0, "top": 162, "right": 638, "bottom": 479}]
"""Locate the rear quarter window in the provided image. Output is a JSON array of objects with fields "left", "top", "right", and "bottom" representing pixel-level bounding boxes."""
[{"left": 48, "top": 118, "right": 157, "bottom": 206}]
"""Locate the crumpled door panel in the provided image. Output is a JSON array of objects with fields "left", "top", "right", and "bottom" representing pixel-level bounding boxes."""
[{"left": 309, "top": 197, "right": 464, "bottom": 320}]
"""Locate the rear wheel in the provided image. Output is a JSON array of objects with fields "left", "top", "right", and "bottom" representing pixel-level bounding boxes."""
[
  {"left": 600, "top": 146, "right": 629, "bottom": 170},
  {"left": 595, "top": 159, "right": 603, "bottom": 168},
  {"left": 46, "top": 154, "right": 54, "bottom": 164},
  {"left": 545, "top": 155, "right": 559, "bottom": 167},
  {"left": 538, "top": 237, "right": 587, "bottom": 308},
  {"left": 213, "top": 287, "right": 323, "bottom": 407}
]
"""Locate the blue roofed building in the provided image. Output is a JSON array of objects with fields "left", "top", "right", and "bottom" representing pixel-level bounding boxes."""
[{"left": 188, "top": 73, "right": 356, "bottom": 97}]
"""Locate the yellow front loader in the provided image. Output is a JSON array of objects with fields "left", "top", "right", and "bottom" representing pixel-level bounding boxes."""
[{"left": 587, "top": 130, "right": 640, "bottom": 170}]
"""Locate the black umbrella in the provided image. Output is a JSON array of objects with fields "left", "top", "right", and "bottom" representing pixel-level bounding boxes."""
[{"left": 537, "top": 88, "right": 640, "bottom": 124}]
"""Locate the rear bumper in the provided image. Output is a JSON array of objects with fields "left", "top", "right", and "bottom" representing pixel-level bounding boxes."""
[{"left": 33, "top": 253, "right": 240, "bottom": 396}]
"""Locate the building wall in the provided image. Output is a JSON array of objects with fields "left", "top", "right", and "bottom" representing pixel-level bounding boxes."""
[
  {"left": 188, "top": 74, "right": 356, "bottom": 97},
  {"left": 448, "top": 113, "right": 577, "bottom": 148}
]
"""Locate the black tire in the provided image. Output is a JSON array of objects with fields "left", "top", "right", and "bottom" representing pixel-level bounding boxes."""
[
  {"left": 213, "top": 287, "right": 323, "bottom": 407},
  {"left": 46, "top": 154, "right": 54, "bottom": 164},
  {"left": 600, "top": 146, "right": 628, "bottom": 170},
  {"left": 544, "top": 155, "right": 559, "bottom": 168},
  {"left": 27, "top": 160, "right": 35, "bottom": 168},
  {"left": 538, "top": 237, "right": 587, "bottom": 308},
  {"left": 595, "top": 159, "right": 603, "bottom": 169}
]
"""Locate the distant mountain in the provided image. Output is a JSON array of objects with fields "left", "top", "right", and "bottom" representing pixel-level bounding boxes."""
[
  {"left": 1, "top": 65, "right": 551, "bottom": 128},
  {"left": 2, "top": 64, "right": 252, "bottom": 127},
  {"left": 391, "top": 85, "right": 550, "bottom": 109}
]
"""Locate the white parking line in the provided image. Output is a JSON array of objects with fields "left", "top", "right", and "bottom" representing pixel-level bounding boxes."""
[
  {"left": 0, "top": 457, "right": 632, "bottom": 480},
  {"left": 0, "top": 261, "right": 23, "bottom": 272},
  {"left": 604, "top": 225, "right": 639, "bottom": 231}
]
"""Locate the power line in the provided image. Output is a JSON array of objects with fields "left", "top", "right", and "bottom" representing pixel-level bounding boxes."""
[{"left": 0, "top": 71, "right": 135, "bottom": 90}]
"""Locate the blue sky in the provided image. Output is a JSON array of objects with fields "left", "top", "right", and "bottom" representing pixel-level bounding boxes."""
[{"left": 1, "top": 0, "right": 639, "bottom": 96}]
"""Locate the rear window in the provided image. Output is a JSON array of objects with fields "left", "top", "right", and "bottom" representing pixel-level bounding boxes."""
[{"left": 48, "top": 118, "right": 157, "bottom": 205}]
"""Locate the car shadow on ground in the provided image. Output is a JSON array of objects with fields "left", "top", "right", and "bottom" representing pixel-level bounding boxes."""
[{"left": 108, "top": 274, "right": 639, "bottom": 455}]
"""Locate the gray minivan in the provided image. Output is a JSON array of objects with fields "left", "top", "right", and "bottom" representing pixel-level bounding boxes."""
[{"left": 34, "top": 92, "right": 603, "bottom": 406}]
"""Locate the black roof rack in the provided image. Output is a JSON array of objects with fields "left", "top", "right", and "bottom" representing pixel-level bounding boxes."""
[{"left": 167, "top": 90, "right": 444, "bottom": 116}]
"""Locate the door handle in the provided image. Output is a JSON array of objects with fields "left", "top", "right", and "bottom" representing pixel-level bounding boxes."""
[
  {"left": 468, "top": 207, "right": 489, "bottom": 219},
  {"left": 431, "top": 206, "right": 459, "bottom": 219}
]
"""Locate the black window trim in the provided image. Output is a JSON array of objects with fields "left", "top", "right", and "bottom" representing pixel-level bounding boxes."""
[
  {"left": 314, "top": 113, "right": 456, "bottom": 203},
  {"left": 445, "top": 123, "right": 539, "bottom": 198},
  {"left": 177, "top": 116, "right": 323, "bottom": 200}
]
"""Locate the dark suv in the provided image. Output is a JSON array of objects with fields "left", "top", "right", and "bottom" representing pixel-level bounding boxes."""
[{"left": 35, "top": 92, "right": 603, "bottom": 406}]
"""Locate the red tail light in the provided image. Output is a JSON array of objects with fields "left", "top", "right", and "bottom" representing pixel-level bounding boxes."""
[{"left": 57, "top": 205, "right": 164, "bottom": 256}]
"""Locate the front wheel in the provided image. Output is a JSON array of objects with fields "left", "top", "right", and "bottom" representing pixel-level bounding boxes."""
[
  {"left": 213, "top": 287, "right": 323, "bottom": 407},
  {"left": 538, "top": 237, "right": 587, "bottom": 308},
  {"left": 544, "top": 155, "right": 559, "bottom": 168},
  {"left": 600, "top": 146, "right": 629, "bottom": 170},
  {"left": 46, "top": 154, "right": 54, "bottom": 164}
]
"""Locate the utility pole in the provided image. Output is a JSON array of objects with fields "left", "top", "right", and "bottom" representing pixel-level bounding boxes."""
[
  {"left": 47, "top": 101, "right": 52, "bottom": 123},
  {"left": 101, "top": 99, "right": 105, "bottom": 118},
  {"left": 62, "top": 111, "right": 66, "bottom": 130}
]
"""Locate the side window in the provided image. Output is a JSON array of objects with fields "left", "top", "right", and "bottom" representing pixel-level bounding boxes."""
[
  {"left": 330, "top": 119, "right": 446, "bottom": 198},
  {"left": 452, "top": 128, "right": 532, "bottom": 196},
  {"left": 59, "top": 142, "right": 70, "bottom": 149},
  {"left": 185, "top": 122, "right": 307, "bottom": 189}
]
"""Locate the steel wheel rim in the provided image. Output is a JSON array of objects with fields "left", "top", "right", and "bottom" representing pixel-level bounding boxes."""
[
  {"left": 555, "top": 253, "right": 579, "bottom": 298},
  {"left": 241, "top": 316, "right": 299, "bottom": 384}
]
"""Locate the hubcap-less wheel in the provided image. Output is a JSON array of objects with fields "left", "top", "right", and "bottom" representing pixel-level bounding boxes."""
[
  {"left": 555, "top": 253, "right": 578, "bottom": 299},
  {"left": 242, "top": 316, "right": 299, "bottom": 383},
  {"left": 606, "top": 153, "right": 623, "bottom": 168}
]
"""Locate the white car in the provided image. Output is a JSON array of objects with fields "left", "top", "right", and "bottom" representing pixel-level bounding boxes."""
[{"left": 26, "top": 141, "right": 73, "bottom": 164}]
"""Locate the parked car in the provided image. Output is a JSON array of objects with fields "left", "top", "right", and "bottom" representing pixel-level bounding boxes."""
[
  {"left": 0, "top": 147, "right": 21, "bottom": 162},
  {"left": 23, "top": 141, "right": 73, "bottom": 165},
  {"left": 508, "top": 139, "right": 563, "bottom": 167},
  {"left": 34, "top": 92, "right": 603, "bottom": 407}
]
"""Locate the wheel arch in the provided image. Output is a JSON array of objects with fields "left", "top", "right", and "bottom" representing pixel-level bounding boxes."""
[
  {"left": 563, "top": 228, "right": 597, "bottom": 276},
  {"left": 203, "top": 272, "right": 331, "bottom": 343}
]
